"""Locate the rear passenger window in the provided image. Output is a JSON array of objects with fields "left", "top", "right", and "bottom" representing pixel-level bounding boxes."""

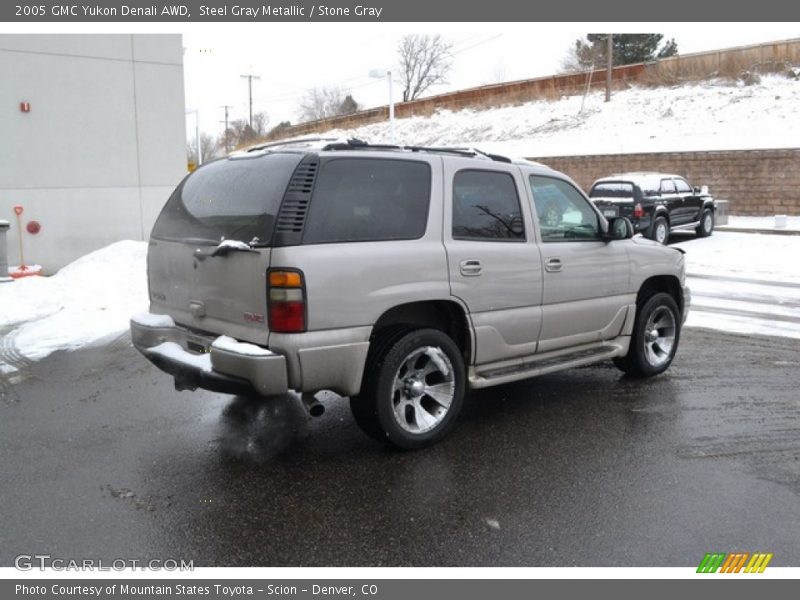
[
  {"left": 303, "top": 158, "right": 431, "bottom": 244},
  {"left": 452, "top": 170, "right": 524, "bottom": 241}
]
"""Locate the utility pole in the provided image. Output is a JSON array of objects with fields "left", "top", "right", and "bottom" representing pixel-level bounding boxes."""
[
  {"left": 605, "top": 34, "right": 613, "bottom": 103},
  {"left": 219, "top": 104, "right": 232, "bottom": 152},
  {"left": 240, "top": 73, "right": 260, "bottom": 129}
]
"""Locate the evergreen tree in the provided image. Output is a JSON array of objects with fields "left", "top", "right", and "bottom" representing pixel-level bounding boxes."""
[{"left": 568, "top": 34, "right": 678, "bottom": 70}]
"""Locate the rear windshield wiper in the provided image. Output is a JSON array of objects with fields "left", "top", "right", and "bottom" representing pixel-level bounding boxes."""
[{"left": 194, "top": 239, "right": 258, "bottom": 259}]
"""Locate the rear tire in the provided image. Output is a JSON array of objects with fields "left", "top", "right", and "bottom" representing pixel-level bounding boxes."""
[
  {"left": 696, "top": 208, "right": 714, "bottom": 238},
  {"left": 651, "top": 216, "right": 669, "bottom": 245},
  {"left": 614, "top": 292, "right": 681, "bottom": 378},
  {"left": 350, "top": 326, "right": 409, "bottom": 442},
  {"left": 350, "top": 328, "right": 465, "bottom": 449}
]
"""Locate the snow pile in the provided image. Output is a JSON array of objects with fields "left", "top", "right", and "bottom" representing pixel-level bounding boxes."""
[
  {"left": 323, "top": 75, "right": 800, "bottom": 157},
  {"left": 0, "top": 241, "right": 148, "bottom": 360}
]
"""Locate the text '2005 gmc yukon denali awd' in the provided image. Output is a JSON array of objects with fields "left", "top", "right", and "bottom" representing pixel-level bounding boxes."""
[{"left": 131, "top": 139, "right": 690, "bottom": 449}]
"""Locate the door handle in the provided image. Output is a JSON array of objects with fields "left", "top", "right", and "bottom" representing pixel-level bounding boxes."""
[
  {"left": 545, "top": 258, "right": 563, "bottom": 273},
  {"left": 459, "top": 259, "right": 482, "bottom": 277}
]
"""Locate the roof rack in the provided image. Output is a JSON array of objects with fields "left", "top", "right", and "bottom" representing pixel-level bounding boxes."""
[
  {"left": 244, "top": 136, "right": 346, "bottom": 152},
  {"left": 320, "top": 138, "right": 513, "bottom": 163}
]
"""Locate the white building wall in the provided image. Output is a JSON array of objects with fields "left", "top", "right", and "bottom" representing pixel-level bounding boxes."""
[{"left": 0, "top": 34, "right": 186, "bottom": 272}]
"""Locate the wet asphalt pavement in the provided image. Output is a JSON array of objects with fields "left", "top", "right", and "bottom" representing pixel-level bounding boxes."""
[{"left": 1, "top": 328, "right": 799, "bottom": 567}]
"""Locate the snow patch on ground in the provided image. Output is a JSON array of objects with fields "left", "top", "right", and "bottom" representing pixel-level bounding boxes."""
[
  {"left": 724, "top": 215, "right": 800, "bottom": 232},
  {"left": 675, "top": 232, "right": 800, "bottom": 339},
  {"left": 675, "top": 232, "right": 800, "bottom": 284},
  {"left": 0, "top": 241, "right": 148, "bottom": 360},
  {"left": 322, "top": 75, "right": 800, "bottom": 157}
]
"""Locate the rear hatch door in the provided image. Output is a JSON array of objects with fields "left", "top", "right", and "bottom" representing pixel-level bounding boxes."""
[
  {"left": 147, "top": 152, "right": 305, "bottom": 345},
  {"left": 589, "top": 181, "right": 637, "bottom": 219}
]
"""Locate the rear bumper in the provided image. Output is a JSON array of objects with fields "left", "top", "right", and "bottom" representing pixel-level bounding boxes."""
[
  {"left": 130, "top": 313, "right": 371, "bottom": 397},
  {"left": 130, "top": 315, "right": 288, "bottom": 396}
]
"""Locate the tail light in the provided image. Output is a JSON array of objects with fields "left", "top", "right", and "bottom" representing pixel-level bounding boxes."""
[
  {"left": 268, "top": 269, "right": 306, "bottom": 333},
  {"left": 633, "top": 203, "right": 644, "bottom": 218}
]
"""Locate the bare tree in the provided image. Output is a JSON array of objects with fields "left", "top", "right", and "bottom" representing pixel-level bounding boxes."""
[
  {"left": 297, "top": 86, "right": 356, "bottom": 122},
  {"left": 398, "top": 34, "right": 453, "bottom": 102},
  {"left": 186, "top": 133, "right": 220, "bottom": 165},
  {"left": 219, "top": 111, "right": 269, "bottom": 149}
]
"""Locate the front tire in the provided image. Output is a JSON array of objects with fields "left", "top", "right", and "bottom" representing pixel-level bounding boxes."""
[
  {"left": 350, "top": 328, "right": 466, "bottom": 449},
  {"left": 651, "top": 216, "right": 669, "bottom": 245},
  {"left": 614, "top": 292, "right": 681, "bottom": 378},
  {"left": 696, "top": 208, "right": 714, "bottom": 238}
]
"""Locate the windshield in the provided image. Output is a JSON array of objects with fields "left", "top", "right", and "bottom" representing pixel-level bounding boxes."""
[{"left": 151, "top": 152, "right": 303, "bottom": 245}]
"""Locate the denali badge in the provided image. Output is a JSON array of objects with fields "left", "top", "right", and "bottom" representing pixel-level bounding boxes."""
[{"left": 244, "top": 312, "right": 265, "bottom": 323}]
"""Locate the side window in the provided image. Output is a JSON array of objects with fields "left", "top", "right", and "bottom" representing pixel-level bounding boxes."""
[
  {"left": 529, "top": 175, "right": 601, "bottom": 242},
  {"left": 303, "top": 158, "right": 431, "bottom": 244},
  {"left": 452, "top": 170, "right": 524, "bottom": 241},
  {"left": 660, "top": 179, "right": 677, "bottom": 194},
  {"left": 674, "top": 178, "right": 692, "bottom": 193}
]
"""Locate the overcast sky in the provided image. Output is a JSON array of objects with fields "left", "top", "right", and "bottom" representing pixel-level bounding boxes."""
[
  {"left": 180, "top": 23, "right": 799, "bottom": 140},
  {"left": 8, "top": 21, "right": 795, "bottom": 141}
]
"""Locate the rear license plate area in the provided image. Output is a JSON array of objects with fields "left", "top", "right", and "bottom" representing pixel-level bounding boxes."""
[
  {"left": 603, "top": 208, "right": 618, "bottom": 218},
  {"left": 186, "top": 339, "right": 210, "bottom": 354}
]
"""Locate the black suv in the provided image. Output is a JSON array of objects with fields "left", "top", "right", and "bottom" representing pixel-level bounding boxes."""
[{"left": 589, "top": 172, "right": 715, "bottom": 244}]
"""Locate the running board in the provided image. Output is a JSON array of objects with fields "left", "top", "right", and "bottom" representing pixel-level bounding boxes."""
[
  {"left": 468, "top": 341, "right": 628, "bottom": 389},
  {"left": 671, "top": 220, "right": 701, "bottom": 231}
]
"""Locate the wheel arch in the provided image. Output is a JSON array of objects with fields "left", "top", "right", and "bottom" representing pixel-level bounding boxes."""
[
  {"left": 637, "top": 275, "right": 683, "bottom": 315},
  {"left": 370, "top": 300, "right": 473, "bottom": 364}
]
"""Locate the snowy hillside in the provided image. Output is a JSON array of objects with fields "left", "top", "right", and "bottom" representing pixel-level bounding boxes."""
[{"left": 323, "top": 75, "right": 800, "bottom": 158}]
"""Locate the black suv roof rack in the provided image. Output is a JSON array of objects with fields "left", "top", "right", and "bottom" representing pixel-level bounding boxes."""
[{"left": 321, "top": 138, "right": 512, "bottom": 163}]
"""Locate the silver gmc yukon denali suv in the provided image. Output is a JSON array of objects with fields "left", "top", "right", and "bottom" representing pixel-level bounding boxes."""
[{"left": 131, "top": 139, "right": 690, "bottom": 449}]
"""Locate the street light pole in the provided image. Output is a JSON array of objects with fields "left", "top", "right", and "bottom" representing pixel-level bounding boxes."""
[
  {"left": 605, "top": 34, "right": 613, "bottom": 103},
  {"left": 388, "top": 70, "right": 396, "bottom": 144},
  {"left": 369, "top": 69, "right": 396, "bottom": 144}
]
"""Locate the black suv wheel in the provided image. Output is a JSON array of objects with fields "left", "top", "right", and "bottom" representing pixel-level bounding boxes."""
[{"left": 696, "top": 208, "right": 714, "bottom": 238}]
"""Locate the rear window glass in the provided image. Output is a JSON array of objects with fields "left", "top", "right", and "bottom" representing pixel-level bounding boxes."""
[
  {"left": 302, "top": 158, "right": 431, "bottom": 244},
  {"left": 151, "top": 153, "right": 303, "bottom": 245},
  {"left": 590, "top": 182, "right": 635, "bottom": 198}
]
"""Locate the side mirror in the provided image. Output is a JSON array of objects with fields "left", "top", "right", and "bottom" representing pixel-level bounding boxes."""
[{"left": 603, "top": 216, "right": 634, "bottom": 241}]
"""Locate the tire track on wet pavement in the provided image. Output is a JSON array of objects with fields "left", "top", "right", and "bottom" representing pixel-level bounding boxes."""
[{"left": 0, "top": 329, "right": 34, "bottom": 398}]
